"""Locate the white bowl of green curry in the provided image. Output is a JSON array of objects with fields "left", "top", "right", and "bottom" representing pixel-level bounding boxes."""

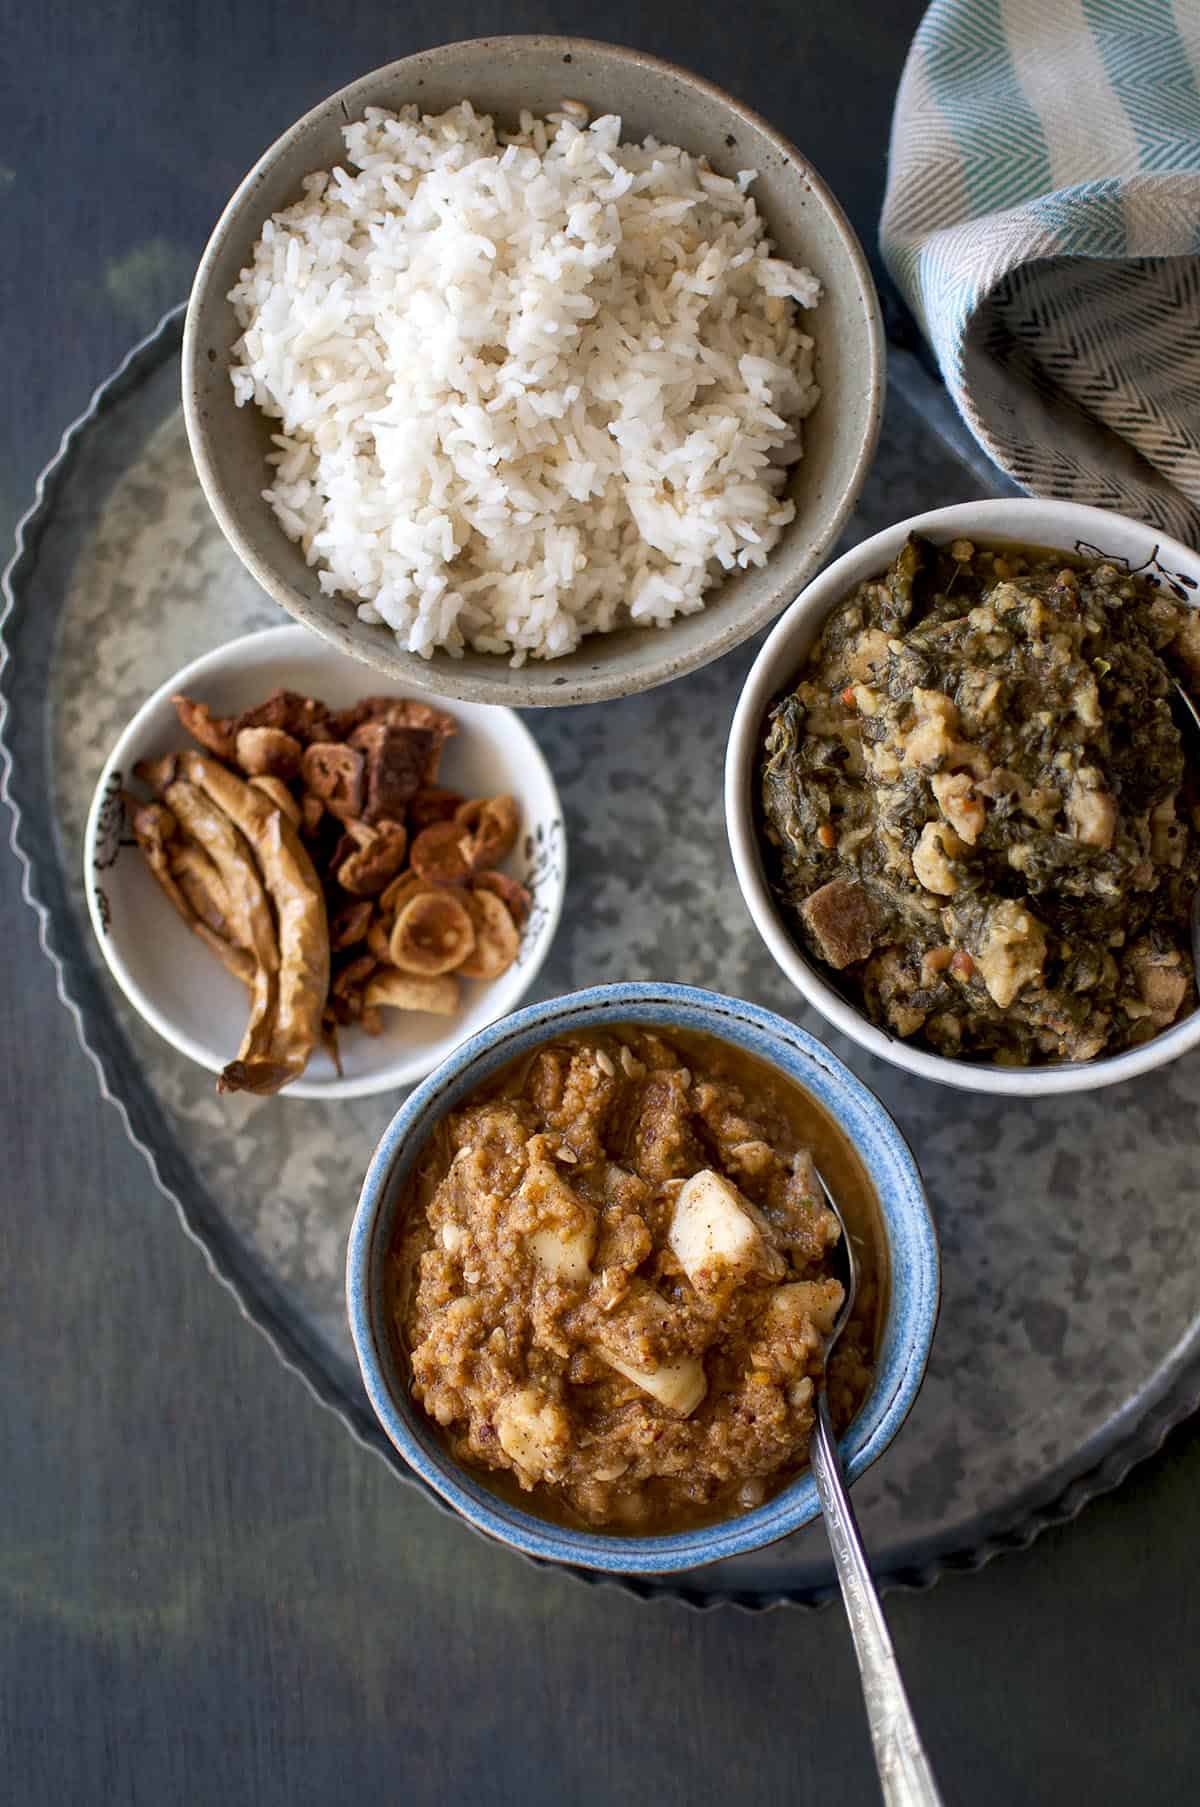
[{"left": 726, "top": 499, "right": 1200, "bottom": 1096}]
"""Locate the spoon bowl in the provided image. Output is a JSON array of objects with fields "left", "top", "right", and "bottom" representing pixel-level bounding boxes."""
[{"left": 815, "top": 1165, "right": 858, "bottom": 1352}]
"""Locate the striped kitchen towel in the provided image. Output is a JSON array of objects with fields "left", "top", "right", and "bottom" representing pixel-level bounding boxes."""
[{"left": 881, "top": 0, "right": 1200, "bottom": 544}]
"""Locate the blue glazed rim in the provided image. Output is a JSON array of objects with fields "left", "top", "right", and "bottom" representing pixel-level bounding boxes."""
[{"left": 347, "top": 982, "right": 940, "bottom": 1576}]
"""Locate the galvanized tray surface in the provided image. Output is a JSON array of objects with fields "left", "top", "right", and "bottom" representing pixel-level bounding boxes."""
[{"left": 4, "top": 308, "right": 1199, "bottom": 1609}]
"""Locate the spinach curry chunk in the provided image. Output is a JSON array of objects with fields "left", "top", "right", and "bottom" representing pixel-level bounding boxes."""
[{"left": 760, "top": 535, "right": 1200, "bottom": 1065}]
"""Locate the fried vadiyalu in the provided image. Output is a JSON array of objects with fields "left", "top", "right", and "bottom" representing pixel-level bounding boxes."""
[
  {"left": 182, "top": 753, "right": 329, "bottom": 1094},
  {"left": 392, "top": 1029, "right": 877, "bottom": 1532},
  {"left": 126, "top": 797, "right": 258, "bottom": 990},
  {"left": 127, "top": 685, "right": 531, "bottom": 1092},
  {"left": 137, "top": 752, "right": 329, "bottom": 1094}
]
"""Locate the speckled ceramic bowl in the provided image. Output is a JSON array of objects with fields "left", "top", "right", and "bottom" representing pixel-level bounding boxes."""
[
  {"left": 346, "top": 982, "right": 938, "bottom": 1575},
  {"left": 726, "top": 497, "right": 1200, "bottom": 1097},
  {"left": 182, "top": 36, "right": 884, "bottom": 708}
]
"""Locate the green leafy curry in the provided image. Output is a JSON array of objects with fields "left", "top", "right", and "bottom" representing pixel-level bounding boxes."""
[{"left": 759, "top": 536, "right": 1200, "bottom": 1065}]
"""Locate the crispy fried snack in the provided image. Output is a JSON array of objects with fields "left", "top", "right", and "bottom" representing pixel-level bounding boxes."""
[
  {"left": 161, "top": 776, "right": 279, "bottom": 966},
  {"left": 249, "top": 775, "right": 302, "bottom": 827},
  {"left": 408, "top": 787, "right": 464, "bottom": 830},
  {"left": 162, "top": 774, "right": 282, "bottom": 1077},
  {"left": 169, "top": 842, "right": 233, "bottom": 937},
  {"left": 336, "top": 822, "right": 408, "bottom": 896},
  {"left": 455, "top": 794, "right": 519, "bottom": 870},
  {"left": 301, "top": 742, "right": 365, "bottom": 822},
  {"left": 237, "top": 727, "right": 302, "bottom": 780},
  {"left": 125, "top": 797, "right": 257, "bottom": 989},
  {"left": 173, "top": 689, "right": 333, "bottom": 756},
  {"left": 178, "top": 753, "right": 329, "bottom": 1096},
  {"left": 457, "top": 889, "right": 520, "bottom": 979},
  {"left": 389, "top": 892, "right": 476, "bottom": 976},
  {"left": 330, "top": 899, "right": 374, "bottom": 951},
  {"left": 129, "top": 684, "right": 527, "bottom": 1094},
  {"left": 470, "top": 870, "right": 532, "bottom": 927},
  {"left": 364, "top": 970, "right": 459, "bottom": 1016},
  {"left": 328, "top": 698, "right": 455, "bottom": 771},
  {"left": 409, "top": 819, "right": 473, "bottom": 884}
]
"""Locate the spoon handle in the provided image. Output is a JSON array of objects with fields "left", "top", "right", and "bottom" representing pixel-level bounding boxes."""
[{"left": 811, "top": 1396, "right": 944, "bottom": 1807}]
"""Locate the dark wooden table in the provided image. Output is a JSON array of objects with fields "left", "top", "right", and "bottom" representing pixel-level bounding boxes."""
[{"left": 3, "top": 4, "right": 1198, "bottom": 1801}]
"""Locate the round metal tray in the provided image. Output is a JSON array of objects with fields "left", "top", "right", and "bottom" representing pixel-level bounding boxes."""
[{"left": 4, "top": 307, "right": 1199, "bottom": 1609}]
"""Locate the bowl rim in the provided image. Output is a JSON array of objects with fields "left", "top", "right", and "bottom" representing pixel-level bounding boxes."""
[
  {"left": 725, "top": 496, "right": 1200, "bottom": 1097},
  {"left": 346, "top": 979, "right": 940, "bottom": 1575},
  {"left": 180, "top": 33, "right": 886, "bottom": 708},
  {"left": 81, "top": 622, "right": 567, "bottom": 1100}
]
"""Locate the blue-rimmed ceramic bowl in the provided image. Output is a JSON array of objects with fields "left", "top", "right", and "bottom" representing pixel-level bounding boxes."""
[{"left": 347, "top": 983, "right": 939, "bottom": 1575}]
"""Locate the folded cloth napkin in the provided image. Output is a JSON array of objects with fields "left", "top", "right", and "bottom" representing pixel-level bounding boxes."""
[{"left": 881, "top": 0, "right": 1200, "bottom": 544}]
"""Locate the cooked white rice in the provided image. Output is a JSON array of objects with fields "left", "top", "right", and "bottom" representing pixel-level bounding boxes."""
[{"left": 229, "top": 102, "right": 820, "bottom": 664}]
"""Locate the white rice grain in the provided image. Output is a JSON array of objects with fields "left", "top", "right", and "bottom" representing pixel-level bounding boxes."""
[{"left": 229, "top": 104, "right": 820, "bottom": 664}]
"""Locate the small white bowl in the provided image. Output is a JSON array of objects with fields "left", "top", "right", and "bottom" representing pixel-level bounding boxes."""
[
  {"left": 84, "top": 625, "right": 566, "bottom": 1099},
  {"left": 726, "top": 498, "right": 1200, "bottom": 1097}
]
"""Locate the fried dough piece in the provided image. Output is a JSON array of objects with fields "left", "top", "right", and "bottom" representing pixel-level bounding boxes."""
[
  {"left": 330, "top": 899, "right": 374, "bottom": 951},
  {"left": 366, "top": 914, "right": 392, "bottom": 962},
  {"left": 234, "top": 690, "right": 332, "bottom": 745},
  {"left": 163, "top": 777, "right": 281, "bottom": 1077},
  {"left": 301, "top": 742, "right": 365, "bottom": 822},
  {"left": 329, "top": 952, "right": 377, "bottom": 1025},
  {"left": 125, "top": 797, "right": 256, "bottom": 989},
  {"left": 173, "top": 689, "right": 332, "bottom": 757},
  {"left": 236, "top": 727, "right": 302, "bottom": 780},
  {"left": 134, "top": 753, "right": 183, "bottom": 795},
  {"left": 389, "top": 892, "right": 476, "bottom": 976},
  {"left": 349, "top": 721, "right": 431, "bottom": 822},
  {"left": 409, "top": 819, "right": 472, "bottom": 883},
  {"left": 249, "top": 775, "right": 302, "bottom": 827},
  {"left": 364, "top": 970, "right": 459, "bottom": 1016},
  {"left": 170, "top": 697, "right": 238, "bottom": 761},
  {"left": 471, "top": 870, "right": 532, "bottom": 927},
  {"left": 328, "top": 697, "right": 456, "bottom": 777},
  {"left": 337, "top": 823, "right": 408, "bottom": 896},
  {"left": 408, "top": 787, "right": 464, "bottom": 830},
  {"left": 457, "top": 889, "right": 520, "bottom": 979},
  {"left": 178, "top": 753, "right": 329, "bottom": 1096},
  {"left": 169, "top": 842, "right": 233, "bottom": 936},
  {"left": 455, "top": 795, "right": 519, "bottom": 870},
  {"left": 163, "top": 780, "right": 278, "bottom": 964}
]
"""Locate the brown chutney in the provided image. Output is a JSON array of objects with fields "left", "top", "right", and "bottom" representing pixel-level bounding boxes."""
[{"left": 388, "top": 1025, "right": 884, "bottom": 1534}]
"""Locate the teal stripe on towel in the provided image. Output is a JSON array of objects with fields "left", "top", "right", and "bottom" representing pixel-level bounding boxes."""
[
  {"left": 1027, "top": 179, "right": 1128, "bottom": 258},
  {"left": 1082, "top": 0, "right": 1200, "bottom": 174},
  {"left": 918, "top": 0, "right": 1052, "bottom": 215}
]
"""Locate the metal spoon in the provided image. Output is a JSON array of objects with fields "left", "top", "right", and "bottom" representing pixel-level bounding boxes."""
[
  {"left": 1171, "top": 681, "right": 1200, "bottom": 990},
  {"left": 810, "top": 1171, "right": 944, "bottom": 1807}
]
